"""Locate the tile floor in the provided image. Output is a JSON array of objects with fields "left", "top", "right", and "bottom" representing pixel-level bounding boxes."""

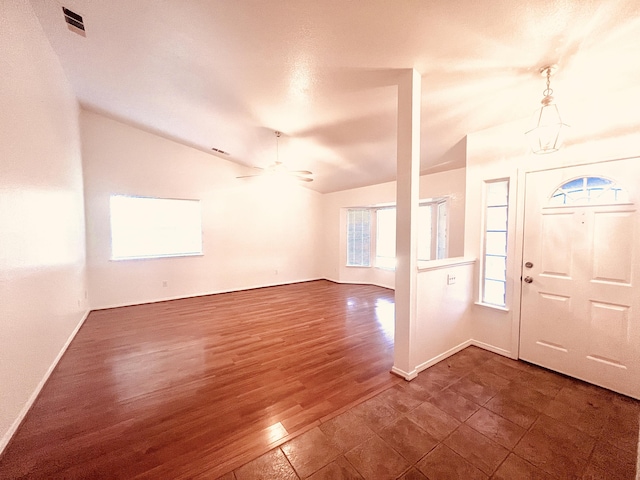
[{"left": 215, "top": 346, "right": 640, "bottom": 480}]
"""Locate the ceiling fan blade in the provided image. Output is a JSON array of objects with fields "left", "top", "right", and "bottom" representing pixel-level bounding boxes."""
[
  {"left": 236, "top": 175, "right": 261, "bottom": 179},
  {"left": 288, "top": 170, "right": 313, "bottom": 175},
  {"left": 296, "top": 176, "right": 313, "bottom": 182}
]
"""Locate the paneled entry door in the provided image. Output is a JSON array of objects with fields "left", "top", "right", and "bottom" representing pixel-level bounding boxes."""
[{"left": 519, "top": 158, "right": 640, "bottom": 399}]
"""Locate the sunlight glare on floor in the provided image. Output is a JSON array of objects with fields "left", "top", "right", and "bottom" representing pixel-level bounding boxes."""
[
  {"left": 263, "top": 421, "right": 288, "bottom": 444},
  {"left": 375, "top": 298, "right": 395, "bottom": 341}
]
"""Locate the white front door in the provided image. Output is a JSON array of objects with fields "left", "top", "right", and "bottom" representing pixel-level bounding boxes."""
[{"left": 519, "top": 158, "right": 640, "bottom": 399}]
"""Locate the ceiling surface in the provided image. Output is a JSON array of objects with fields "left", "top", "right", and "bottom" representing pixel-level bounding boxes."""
[{"left": 30, "top": 0, "right": 640, "bottom": 193}]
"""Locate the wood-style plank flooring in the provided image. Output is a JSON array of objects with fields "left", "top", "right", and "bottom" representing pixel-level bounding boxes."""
[{"left": 0, "top": 280, "right": 400, "bottom": 479}]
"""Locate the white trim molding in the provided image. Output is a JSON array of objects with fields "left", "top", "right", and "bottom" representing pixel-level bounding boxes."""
[{"left": 0, "top": 309, "right": 91, "bottom": 455}]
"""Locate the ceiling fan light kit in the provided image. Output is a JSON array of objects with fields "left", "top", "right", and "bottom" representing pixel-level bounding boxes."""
[
  {"left": 236, "top": 131, "right": 314, "bottom": 182},
  {"left": 525, "top": 65, "right": 569, "bottom": 154}
]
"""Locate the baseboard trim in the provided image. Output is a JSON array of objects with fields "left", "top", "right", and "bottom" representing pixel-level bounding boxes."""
[
  {"left": 469, "top": 340, "right": 513, "bottom": 359},
  {"left": 93, "top": 278, "right": 325, "bottom": 310},
  {"left": 413, "top": 339, "right": 473, "bottom": 375},
  {"left": 391, "top": 366, "right": 418, "bottom": 380},
  {"left": 93, "top": 278, "right": 397, "bottom": 310},
  {"left": 0, "top": 309, "right": 90, "bottom": 456},
  {"left": 323, "top": 278, "right": 395, "bottom": 291}
]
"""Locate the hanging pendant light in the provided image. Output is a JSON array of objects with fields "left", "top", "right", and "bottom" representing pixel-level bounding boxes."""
[{"left": 525, "top": 65, "right": 568, "bottom": 154}]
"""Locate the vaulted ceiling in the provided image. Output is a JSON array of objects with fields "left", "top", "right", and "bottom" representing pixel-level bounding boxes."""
[{"left": 31, "top": 0, "right": 640, "bottom": 193}]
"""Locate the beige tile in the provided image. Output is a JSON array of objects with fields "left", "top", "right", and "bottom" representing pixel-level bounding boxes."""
[
  {"left": 428, "top": 388, "right": 480, "bottom": 422},
  {"left": 484, "top": 392, "right": 540, "bottom": 428},
  {"left": 416, "top": 444, "right": 488, "bottom": 480},
  {"left": 395, "top": 378, "right": 432, "bottom": 402},
  {"left": 234, "top": 448, "right": 299, "bottom": 480},
  {"left": 532, "top": 414, "right": 596, "bottom": 458},
  {"left": 281, "top": 427, "right": 340, "bottom": 478},
  {"left": 306, "top": 456, "right": 363, "bottom": 480},
  {"left": 602, "top": 396, "right": 640, "bottom": 454},
  {"left": 319, "top": 410, "right": 375, "bottom": 453},
  {"left": 586, "top": 440, "right": 637, "bottom": 480},
  {"left": 490, "top": 355, "right": 537, "bottom": 373},
  {"left": 349, "top": 395, "right": 403, "bottom": 432},
  {"left": 376, "top": 384, "right": 423, "bottom": 414},
  {"left": 463, "top": 346, "right": 499, "bottom": 363},
  {"left": 344, "top": 435, "right": 410, "bottom": 480},
  {"left": 444, "top": 350, "right": 485, "bottom": 375},
  {"left": 448, "top": 376, "right": 498, "bottom": 405},
  {"left": 514, "top": 415, "right": 594, "bottom": 478},
  {"left": 396, "top": 467, "right": 427, "bottom": 480},
  {"left": 377, "top": 416, "right": 438, "bottom": 463},
  {"left": 492, "top": 453, "right": 554, "bottom": 480},
  {"left": 443, "top": 424, "right": 509, "bottom": 475},
  {"left": 412, "top": 361, "right": 463, "bottom": 391},
  {"left": 405, "top": 401, "right": 460, "bottom": 441},
  {"left": 479, "top": 358, "right": 534, "bottom": 383},
  {"left": 517, "top": 365, "right": 571, "bottom": 397},
  {"left": 466, "top": 369, "right": 512, "bottom": 391},
  {"left": 544, "top": 398, "right": 606, "bottom": 437},
  {"left": 498, "top": 384, "right": 554, "bottom": 413},
  {"left": 466, "top": 407, "right": 525, "bottom": 449}
]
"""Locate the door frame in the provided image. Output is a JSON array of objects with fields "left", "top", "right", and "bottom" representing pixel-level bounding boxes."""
[{"left": 511, "top": 155, "right": 640, "bottom": 360}]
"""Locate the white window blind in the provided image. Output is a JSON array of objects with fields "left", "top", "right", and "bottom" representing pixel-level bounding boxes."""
[
  {"left": 110, "top": 195, "right": 203, "bottom": 260},
  {"left": 482, "top": 180, "right": 509, "bottom": 306},
  {"left": 346, "top": 209, "right": 371, "bottom": 266}
]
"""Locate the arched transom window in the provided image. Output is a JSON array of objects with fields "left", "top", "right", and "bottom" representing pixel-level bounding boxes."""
[{"left": 549, "top": 176, "right": 629, "bottom": 206}]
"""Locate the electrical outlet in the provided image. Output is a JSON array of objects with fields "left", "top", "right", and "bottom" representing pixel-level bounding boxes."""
[
  {"left": 447, "top": 274, "right": 456, "bottom": 285},
  {"left": 162, "top": 281, "right": 168, "bottom": 287}
]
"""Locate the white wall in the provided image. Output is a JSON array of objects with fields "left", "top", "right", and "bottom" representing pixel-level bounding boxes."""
[
  {"left": 81, "top": 110, "right": 323, "bottom": 309},
  {"left": 415, "top": 259, "right": 475, "bottom": 371},
  {"left": 0, "top": 1, "right": 88, "bottom": 452},
  {"left": 465, "top": 117, "right": 640, "bottom": 358},
  {"left": 321, "top": 168, "right": 466, "bottom": 288}
]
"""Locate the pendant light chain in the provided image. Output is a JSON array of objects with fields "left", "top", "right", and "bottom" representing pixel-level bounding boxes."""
[{"left": 543, "top": 68, "right": 553, "bottom": 98}]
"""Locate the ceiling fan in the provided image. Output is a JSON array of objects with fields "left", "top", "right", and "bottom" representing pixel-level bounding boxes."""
[{"left": 236, "top": 131, "right": 313, "bottom": 182}]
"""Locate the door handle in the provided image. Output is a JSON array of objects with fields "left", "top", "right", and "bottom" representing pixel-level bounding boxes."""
[{"left": 524, "top": 276, "right": 533, "bottom": 283}]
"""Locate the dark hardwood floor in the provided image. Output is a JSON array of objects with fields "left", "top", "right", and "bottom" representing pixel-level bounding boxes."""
[{"left": 0, "top": 280, "right": 400, "bottom": 479}]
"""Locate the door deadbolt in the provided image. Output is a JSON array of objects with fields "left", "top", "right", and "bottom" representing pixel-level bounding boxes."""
[
  {"left": 524, "top": 276, "right": 533, "bottom": 283},
  {"left": 525, "top": 262, "right": 533, "bottom": 268}
]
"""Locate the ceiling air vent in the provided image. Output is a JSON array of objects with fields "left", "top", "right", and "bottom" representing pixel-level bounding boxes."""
[
  {"left": 62, "top": 7, "right": 86, "bottom": 36},
  {"left": 211, "top": 147, "right": 230, "bottom": 155}
]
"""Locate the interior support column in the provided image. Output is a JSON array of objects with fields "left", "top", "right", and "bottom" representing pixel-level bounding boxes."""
[{"left": 392, "top": 69, "right": 421, "bottom": 380}]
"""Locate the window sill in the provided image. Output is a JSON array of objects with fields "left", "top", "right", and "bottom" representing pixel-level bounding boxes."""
[
  {"left": 417, "top": 256, "right": 476, "bottom": 272},
  {"left": 474, "top": 301, "right": 510, "bottom": 312},
  {"left": 111, "top": 253, "right": 204, "bottom": 261}
]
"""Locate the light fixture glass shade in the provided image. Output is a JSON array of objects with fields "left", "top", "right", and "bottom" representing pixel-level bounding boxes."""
[{"left": 525, "top": 101, "right": 568, "bottom": 154}]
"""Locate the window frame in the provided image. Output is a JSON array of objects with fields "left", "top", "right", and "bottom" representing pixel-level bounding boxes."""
[
  {"left": 345, "top": 198, "right": 449, "bottom": 270},
  {"left": 346, "top": 208, "right": 372, "bottom": 267},
  {"left": 480, "top": 179, "right": 509, "bottom": 308},
  {"left": 109, "top": 194, "right": 204, "bottom": 261}
]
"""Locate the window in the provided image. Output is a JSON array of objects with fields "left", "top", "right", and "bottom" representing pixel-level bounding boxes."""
[
  {"left": 417, "top": 200, "right": 448, "bottom": 261},
  {"left": 346, "top": 199, "right": 448, "bottom": 269},
  {"left": 549, "top": 176, "right": 629, "bottom": 206},
  {"left": 346, "top": 209, "right": 371, "bottom": 266},
  {"left": 482, "top": 180, "right": 509, "bottom": 306},
  {"left": 376, "top": 208, "right": 396, "bottom": 269},
  {"left": 110, "top": 195, "right": 203, "bottom": 260}
]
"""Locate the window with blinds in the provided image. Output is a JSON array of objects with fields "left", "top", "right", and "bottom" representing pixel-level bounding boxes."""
[
  {"left": 346, "top": 209, "right": 371, "bottom": 267},
  {"left": 482, "top": 180, "right": 509, "bottom": 306},
  {"left": 110, "top": 195, "right": 203, "bottom": 260}
]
